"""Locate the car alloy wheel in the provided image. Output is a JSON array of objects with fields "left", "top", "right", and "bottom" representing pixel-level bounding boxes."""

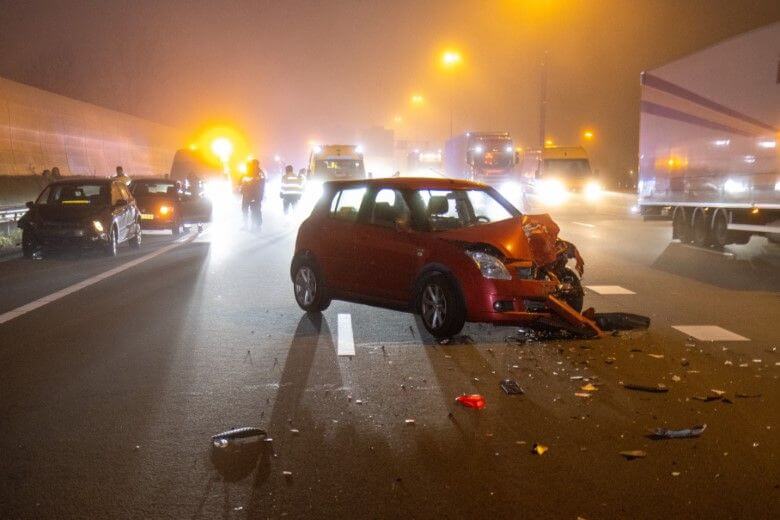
[
  {"left": 294, "top": 266, "right": 317, "bottom": 307},
  {"left": 421, "top": 283, "right": 447, "bottom": 330},
  {"left": 105, "top": 227, "right": 118, "bottom": 256}
]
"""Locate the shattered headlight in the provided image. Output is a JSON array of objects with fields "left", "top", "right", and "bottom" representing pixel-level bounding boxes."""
[{"left": 465, "top": 251, "right": 512, "bottom": 280}]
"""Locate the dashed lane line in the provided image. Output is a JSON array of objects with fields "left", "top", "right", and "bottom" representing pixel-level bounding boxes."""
[
  {"left": 0, "top": 231, "right": 198, "bottom": 326},
  {"left": 586, "top": 285, "right": 636, "bottom": 295},
  {"left": 337, "top": 313, "right": 356, "bottom": 356},
  {"left": 571, "top": 221, "right": 596, "bottom": 228},
  {"left": 672, "top": 325, "right": 749, "bottom": 342}
]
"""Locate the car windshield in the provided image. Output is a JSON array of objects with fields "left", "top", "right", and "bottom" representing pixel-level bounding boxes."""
[
  {"left": 543, "top": 159, "right": 592, "bottom": 177},
  {"left": 411, "top": 188, "right": 518, "bottom": 231},
  {"left": 36, "top": 183, "right": 109, "bottom": 206},
  {"left": 131, "top": 181, "right": 177, "bottom": 196},
  {"left": 314, "top": 159, "right": 364, "bottom": 178}
]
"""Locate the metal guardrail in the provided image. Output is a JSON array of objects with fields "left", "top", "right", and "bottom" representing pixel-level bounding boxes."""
[{"left": 0, "top": 204, "right": 28, "bottom": 236}]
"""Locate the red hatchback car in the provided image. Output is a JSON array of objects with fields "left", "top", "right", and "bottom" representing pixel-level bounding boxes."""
[{"left": 291, "top": 178, "right": 600, "bottom": 339}]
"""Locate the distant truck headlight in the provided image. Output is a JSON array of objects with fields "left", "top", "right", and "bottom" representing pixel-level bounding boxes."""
[
  {"left": 537, "top": 178, "right": 568, "bottom": 205},
  {"left": 93, "top": 220, "right": 104, "bottom": 232},
  {"left": 584, "top": 180, "right": 603, "bottom": 201},
  {"left": 465, "top": 250, "right": 512, "bottom": 280}
]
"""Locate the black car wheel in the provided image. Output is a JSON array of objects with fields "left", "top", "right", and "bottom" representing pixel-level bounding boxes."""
[
  {"left": 21, "top": 228, "right": 40, "bottom": 259},
  {"left": 417, "top": 273, "right": 466, "bottom": 340},
  {"left": 292, "top": 260, "right": 330, "bottom": 312},
  {"left": 557, "top": 267, "right": 584, "bottom": 312},
  {"left": 171, "top": 217, "right": 181, "bottom": 237},
  {"left": 104, "top": 226, "right": 118, "bottom": 257},
  {"left": 129, "top": 222, "right": 142, "bottom": 249}
]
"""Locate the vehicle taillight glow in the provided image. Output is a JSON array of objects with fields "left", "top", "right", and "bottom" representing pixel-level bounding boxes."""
[{"left": 159, "top": 205, "right": 172, "bottom": 216}]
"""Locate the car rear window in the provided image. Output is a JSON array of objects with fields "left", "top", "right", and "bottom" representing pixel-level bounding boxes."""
[{"left": 329, "top": 187, "right": 367, "bottom": 222}]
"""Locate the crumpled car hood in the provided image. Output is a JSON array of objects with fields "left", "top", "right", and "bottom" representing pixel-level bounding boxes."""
[{"left": 437, "top": 214, "right": 561, "bottom": 263}]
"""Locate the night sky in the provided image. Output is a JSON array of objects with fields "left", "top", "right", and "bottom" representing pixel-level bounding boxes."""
[{"left": 1, "top": 0, "right": 778, "bottom": 179}]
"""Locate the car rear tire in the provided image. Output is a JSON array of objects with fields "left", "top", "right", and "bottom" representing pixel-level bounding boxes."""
[
  {"left": 104, "top": 226, "right": 118, "bottom": 257},
  {"left": 171, "top": 218, "right": 181, "bottom": 237},
  {"left": 417, "top": 274, "right": 466, "bottom": 340},
  {"left": 21, "top": 228, "right": 40, "bottom": 259},
  {"left": 129, "top": 222, "right": 142, "bottom": 249},
  {"left": 292, "top": 260, "right": 331, "bottom": 312}
]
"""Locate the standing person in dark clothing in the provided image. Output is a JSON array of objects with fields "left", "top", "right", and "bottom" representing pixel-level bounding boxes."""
[{"left": 240, "top": 159, "right": 265, "bottom": 229}]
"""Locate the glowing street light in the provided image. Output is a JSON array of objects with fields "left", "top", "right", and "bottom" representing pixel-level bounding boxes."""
[
  {"left": 393, "top": 114, "right": 403, "bottom": 124},
  {"left": 583, "top": 129, "right": 595, "bottom": 141},
  {"left": 211, "top": 137, "right": 233, "bottom": 163},
  {"left": 544, "top": 139, "right": 554, "bottom": 147},
  {"left": 441, "top": 50, "right": 462, "bottom": 68},
  {"left": 410, "top": 93, "right": 425, "bottom": 106}
]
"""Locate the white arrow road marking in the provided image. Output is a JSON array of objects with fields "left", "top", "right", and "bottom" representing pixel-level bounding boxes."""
[{"left": 337, "top": 313, "right": 355, "bottom": 356}]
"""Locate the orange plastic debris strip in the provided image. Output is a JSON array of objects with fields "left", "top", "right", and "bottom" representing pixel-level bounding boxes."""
[{"left": 455, "top": 394, "right": 486, "bottom": 409}]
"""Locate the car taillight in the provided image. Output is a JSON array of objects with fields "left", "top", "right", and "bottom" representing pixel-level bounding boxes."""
[{"left": 158, "top": 205, "right": 172, "bottom": 216}]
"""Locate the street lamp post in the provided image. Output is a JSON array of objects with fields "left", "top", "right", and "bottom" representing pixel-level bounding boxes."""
[{"left": 441, "top": 50, "right": 462, "bottom": 138}]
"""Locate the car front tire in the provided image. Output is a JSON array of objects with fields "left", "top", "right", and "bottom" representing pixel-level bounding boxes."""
[
  {"left": 292, "top": 260, "right": 331, "bottom": 312},
  {"left": 21, "top": 228, "right": 40, "bottom": 259},
  {"left": 129, "top": 222, "right": 142, "bottom": 249},
  {"left": 104, "top": 226, "right": 118, "bottom": 257},
  {"left": 417, "top": 273, "right": 466, "bottom": 340}
]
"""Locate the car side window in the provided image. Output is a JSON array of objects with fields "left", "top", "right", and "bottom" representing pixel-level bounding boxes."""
[
  {"left": 330, "top": 187, "right": 367, "bottom": 222},
  {"left": 369, "top": 188, "right": 410, "bottom": 228}
]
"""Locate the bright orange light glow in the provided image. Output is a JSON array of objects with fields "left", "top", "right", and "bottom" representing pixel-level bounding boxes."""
[
  {"left": 158, "top": 205, "right": 172, "bottom": 216},
  {"left": 544, "top": 139, "right": 554, "bottom": 147},
  {"left": 410, "top": 93, "right": 425, "bottom": 106},
  {"left": 583, "top": 130, "right": 594, "bottom": 140},
  {"left": 211, "top": 137, "right": 233, "bottom": 163},
  {"left": 441, "top": 49, "right": 462, "bottom": 68}
]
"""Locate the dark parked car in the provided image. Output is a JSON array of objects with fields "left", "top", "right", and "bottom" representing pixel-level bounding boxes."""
[
  {"left": 19, "top": 177, "right": 142, "bottom": 258},
  {"left": 291, "top": 177, "right": 600, "bottom": 339},
  {"left": 129, "top": 178, "right": 212, "bottom": 235}
]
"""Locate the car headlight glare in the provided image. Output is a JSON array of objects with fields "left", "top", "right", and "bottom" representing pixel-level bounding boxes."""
[
  {"left": 465, "top": 251, "right": 512, "bottom": 280},
  {"left": 584, "top": 181, "right": 603, "bottom": 200},
  {"left": 93, "top": 220, "right": 104, "bottom": 232}
]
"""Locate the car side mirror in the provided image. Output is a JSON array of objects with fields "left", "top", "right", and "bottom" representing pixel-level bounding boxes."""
[{"left": 26, "top": 201, "right": 34, "bottom": 209}]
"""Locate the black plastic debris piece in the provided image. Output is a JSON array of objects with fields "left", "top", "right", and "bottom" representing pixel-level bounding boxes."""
[
  {"left": 692, "top": 395, "right": 722, "bottom": 402},
  {"left": 623, "top": 383, "right": 668, "bottom": 393},
  {"left": 649, "top": 424, "right": 706, "bottom": 439},
  {"left": 500, "top": 379, "right": 525, "bottom": 395},
  {"left": 210, "top": 427, "right": 268, "bottom": 482},
  {"left": 594, "top": 313, "right": 651, "bottom": 331},
  {"left": 735, "top": 393, "right": 762, "bottom": 399}
]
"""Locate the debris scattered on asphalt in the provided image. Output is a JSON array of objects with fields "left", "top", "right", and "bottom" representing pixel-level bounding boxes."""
[
  {"left": 619, "top": 450, "right": 647, "bottom": 460},
  {"left": 500, "top": 379, "right": 524, "bottom": 395},
  {"left": 671, "top": 471, "right": 681, "bottom": 477},
  {"left": 580, "top": 383, "right": 598, "bottom": 392},
  {"left": 290, "top": 429, "right": 300, "bottom": 435},
  {"left": 649, "top": 424, "right": 707, "bottom": 439},
  {"left": 735, "top": 393, "right": 762, "bottom": 399},
  {"left": 594, "top": 312, "right": 650, "bottom": 331},
  {"left": 710, "top": 389, "right": 726, "bottom": 396},
  {"left": 681, "top": 358, "right": 690, "bottom": 367},
  {"left": 211, "top": 427, "right": 267, "bottom": 449},
  {"left": 456, "top": 394, "right": 486, "bottom": 409},
  {"left": 671, "top": 375, "right": 682, "bottom": 382},
  {"left": 405, "top": 419, "right": 415, "bottom": 425},
  {"left": 532, "top": 443, "right": 548, "bottom": 455},
  {"left": 570, "top": 375, "right": 584, "bottom": 380},
  {"left": 623, "top": 383, "right": 668, "bottom": 393},
  {"left": 575, "top": 392, "right": 591, "bottom": 398},
  {"left": 283, "top": 470, "right": 292, "bottom": 478},
  {"left": 605, "top": 357, "right": 615, "bottom": 364}
]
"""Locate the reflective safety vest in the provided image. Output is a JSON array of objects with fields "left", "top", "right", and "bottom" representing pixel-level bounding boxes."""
[{"left": 280, "top": 174, "right": 304, "bottom": 196}]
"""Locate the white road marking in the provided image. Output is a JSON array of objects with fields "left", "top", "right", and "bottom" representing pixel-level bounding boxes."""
[
  {"left": 672, "top": 325, "right": 749, "bottom": 342},
  {"left": 586, "top": 285, "right": 636, "bottom": 295},
  {"left": 572, "top": 221, "right": 596, "bottom": 228},
  {"left": 0, "top": 231, "right": 197, "bottom": 326},
  {"left": 337, "top": 313, "right": 355, "bottom": 356}
]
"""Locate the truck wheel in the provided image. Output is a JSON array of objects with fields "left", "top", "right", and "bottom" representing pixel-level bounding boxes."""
[
  {"left": 417, "top": 274, "right": 466, "bottom": 340},
  {"left": 710, "top": 210, "right": 729, "bottom": 248},
  {"left": 672, "top": 207, "right": 692, "bottom": 243},
  {"left": 692, "top": 208, "right": 710, "bottom": 247}
]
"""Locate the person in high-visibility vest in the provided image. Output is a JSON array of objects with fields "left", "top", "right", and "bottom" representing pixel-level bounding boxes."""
[{"left": 280, "top": 164, "right": 304, "bottom": 214}]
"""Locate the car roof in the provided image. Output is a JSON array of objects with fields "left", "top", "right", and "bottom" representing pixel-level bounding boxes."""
[
  {"left": 46, "top": 176, "right": 112, "bottom": 185},
  {"left": 130, "top": 177, "right": 173, "bottom": 183},
  {"left": 323, "top": 176, "right": 488, "bottom": 191}
]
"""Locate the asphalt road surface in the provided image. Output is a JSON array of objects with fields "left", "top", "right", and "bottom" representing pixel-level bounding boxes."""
[{"left": 1, "top": 187, "right": 778, "bottom": 519}]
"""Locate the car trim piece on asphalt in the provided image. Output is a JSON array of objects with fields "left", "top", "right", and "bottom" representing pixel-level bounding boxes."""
[{"left": 0, "top": 230, "right": 198, "bottom": 326}]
